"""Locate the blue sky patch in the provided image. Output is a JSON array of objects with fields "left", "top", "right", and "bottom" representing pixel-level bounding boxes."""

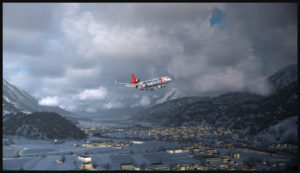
[
  {"left": 210, "top": 8, "right": 226, "bottom": 27},
  {"left": 13, "top": 67, "right": 25, "bottom": 73}
]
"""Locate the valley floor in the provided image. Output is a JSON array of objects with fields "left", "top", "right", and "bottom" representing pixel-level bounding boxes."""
[{"left": 3, "top": 136, "right": 297, "bottom": 171}]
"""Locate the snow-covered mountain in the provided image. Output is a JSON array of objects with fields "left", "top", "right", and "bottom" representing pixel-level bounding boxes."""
[
  {"left": 129, "top": 96, "right": 210, "bottom": 126},
  {"left": 155, "top": 87, "right": 185, "bottom": 105},
  {"left": 72, "top": 87, "right": 186, "bottom": 121},
  {"left": 268, "top": 64, "right": 297, "bottom": 92},
  {"left": 132, "top": 64, "right": 298, "bottom": 140},
  {"left": 2, "top": 79, "right": 76, "bottom": 117},
  {"left": 255, "top": 116, "right": 297, "bottom": 144},
  {"left": 3, "top": 79, "right": 40, "bottom": 113}
]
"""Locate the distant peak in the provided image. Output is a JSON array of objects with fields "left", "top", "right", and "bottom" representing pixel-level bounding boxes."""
[{"left": 268, "top": 63, "right": 297, "bottom": 92}]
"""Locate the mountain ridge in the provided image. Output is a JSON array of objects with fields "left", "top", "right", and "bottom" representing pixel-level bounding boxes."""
[
  {"left": 132, "top": 64, "right": 298, "bottom": 143},
  {"left": 2, "top": 79, "right": 76, "bottom": 118}
]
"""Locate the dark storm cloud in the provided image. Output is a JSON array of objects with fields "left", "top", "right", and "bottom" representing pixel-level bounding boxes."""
[
  {"left": 3, "top": 3, "right": 56, "bottom": 31},
  {"left": 3, "top": 3, "right": 58, "bottom": 56},
  {"left": 223, "top": 3, "right": 297, "bottom": 74},
  {"left": 3, "top": 3, "right": 297, "bottom": 110}
]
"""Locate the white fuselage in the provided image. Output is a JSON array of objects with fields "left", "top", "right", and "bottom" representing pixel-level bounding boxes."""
[{"left": 135, "top": 76, "right": 172, "bottom": 90}]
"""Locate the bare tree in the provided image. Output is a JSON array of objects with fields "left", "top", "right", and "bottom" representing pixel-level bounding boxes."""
[
  {"left": 61, "top": 155, "right": 66, "bottom": 163},
  {"left": 103, "top": 163, "right": 110, "bottom": 170},
  {"left": 140, "top": 162, "right": 147, "bottom": 170}
]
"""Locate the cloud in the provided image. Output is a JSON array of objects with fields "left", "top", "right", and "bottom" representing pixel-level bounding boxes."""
[
  {"left": 132, "top": 94, "right": 140, "bottom": 98},
  {"left": 104, "top": 100, "right": 124, "bottom": 109},
  {"left": 38, "top": 96, "right": 59, "bottom": 106},
  {"left": 140, "top": 95, "right": 151, "bottom": 106},
  {"left": 78, "top": 87, "right": 107, "bottom": 100},
  {"left": 3, "top": 3, "right": 297, "bottom": 111}
]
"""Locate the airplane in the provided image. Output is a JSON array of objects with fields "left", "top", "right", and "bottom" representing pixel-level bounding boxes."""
[{"left": 117, "top": 74, "right": 172, "bottom": 91}]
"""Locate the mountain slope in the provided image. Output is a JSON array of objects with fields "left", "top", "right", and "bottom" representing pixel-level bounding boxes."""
[
  {"left": 133, "top": 64, "right": 298, "bottom": 138},
  {"left": 3, "top": 112, "right": 86, "bottom": 140},
  {"left": 131, "top": 96, "right": 211, "bottom": 126},
  {"left": 2, "top": 79, "right": 75, "bottom": 117},
  {"left": 268, "top": 64, "right": 297, "bottom": 92},
  {"left": 255, "top": 116, "right": 297, "bottom": 144},
  {"left": 155, "top": 87, "right": 186, "bottom": 105}
]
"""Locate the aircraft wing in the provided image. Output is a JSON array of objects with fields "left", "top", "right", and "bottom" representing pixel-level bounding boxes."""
[
  {"left": 116, "top": 81, "right": 137, "bottom": 88},
  {"left": 124, "top": 83, "right": 137, "bottom": 88}
]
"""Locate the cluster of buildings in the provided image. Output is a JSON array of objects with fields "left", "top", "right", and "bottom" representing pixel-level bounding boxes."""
[
  {"left": 82, "top": 141, "right": 129, "bottom": 149},
  {"left": 120, "top": 162, "right": 169, "bottom": 171},
  {"left": 81, "top": 140, "right": 144, "bottom": 150},
  {"left": 124, "top": 125, "right": 238, "bottom": 142},
  {"left": 76, "top": 123, "right": 296, "bottom": 171},
  {"left": 270, "top": 143, "right": 298, "bottom": 149}
]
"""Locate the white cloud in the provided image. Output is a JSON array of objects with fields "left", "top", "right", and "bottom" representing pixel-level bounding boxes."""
[
  {"left": 60, "top": 10, "right": 183, "bottom": 60},
  {"left": 104, "top": 100, "right": 124, "bottom": 109},
  {"left": 132, "top": 94, "right": 140, "bottom": 98},
  {"left": 3, "top": 3, "right": 297, "bottom": 111},
  {"left": 78, "top": 86, "right": 107, "bottom": 100},
  {"left": 140, "top": 95, "right": 151, "bottom": 106},
  {"left": 38, "top": 96, "right": 59, "bottom": 106}
]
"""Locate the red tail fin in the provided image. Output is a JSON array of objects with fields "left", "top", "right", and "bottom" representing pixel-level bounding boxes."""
[
  {"left": 131, "top": 74, "right": 137, "bottom": 84},
  {"left": 132, "top": 74, "right": 136, "bottom": 81}
]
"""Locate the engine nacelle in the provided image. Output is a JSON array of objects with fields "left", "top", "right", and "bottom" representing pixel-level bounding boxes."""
[{"left": 157, "top": 85, "right": 163, "bottom": 88}]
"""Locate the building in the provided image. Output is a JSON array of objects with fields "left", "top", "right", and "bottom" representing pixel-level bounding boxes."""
[
  {"left": 206, "top": 157, "right": 222, "bottom": 163},
  {"left": 217, "top": 164, "right": 228, "bottom": 170},
  {"left": 195, "top": 165, "right": 209, "bottom": 170},
  {"left": 166, "top": 149, "right": 188, "bottom": 154},
  {"left": 53, "top": 139, "right": 65, "bottom": 144},
  {"left": 277, "top": 162, "right": 285, "bottom": 166},
  {"left": 179, "top": 165, "right": 189, "bottom": 171},
  {"left": 243, "top": 166, "right": 256, "bottom": 171},
  {"left": 222, "top": 157, "right": 229, "bottom": 163},
  {"left": 132, "top": 140, "right": 144, "bottom": 144},
  {"left": 73, "top": 143, "right": 80, "bottom": 147},
  {"left": 81, "top": 162, "right": 94, "bottom": 170},
  {"left": 78, "top": 155, "right": 92, "bottom": 163},
  {"left": 230, "top": 153, "right": 240, "bottom": 159},
  {"left": 56, "top": 159, "right": 63, "bottom": 163},
  {"left": 147, "top": 163, "right": 169, "bottom": 170},
  {"left": 234, "top": 153, "right": 240, "bottom": 159},
  {"left": 120, "top": 163, "right": 136, "bottom": 170},
  {"left": 78, "top": 155, "right": 94, "bottom": 170},
  {"left": 193, "top": 155, "right": 222, "bottom": 163},
  {"left": 170, "top": 164, "right": 180, "bottom": 170},
  {"left": 205, "top": 149, "right": 217, "bottom": 155}
]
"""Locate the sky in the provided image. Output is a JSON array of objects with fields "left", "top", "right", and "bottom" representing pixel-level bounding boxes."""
[{"left": 3, "top": 3, "right": 297, "bottom": 112}]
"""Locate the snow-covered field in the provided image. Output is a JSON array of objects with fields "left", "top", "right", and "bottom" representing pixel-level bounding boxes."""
[
  {"left": 3, "top": 136, "right": 297, "bottom": 170},
  {"left": 2, "top": 136, "right": 187, "bottom": 170}
]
